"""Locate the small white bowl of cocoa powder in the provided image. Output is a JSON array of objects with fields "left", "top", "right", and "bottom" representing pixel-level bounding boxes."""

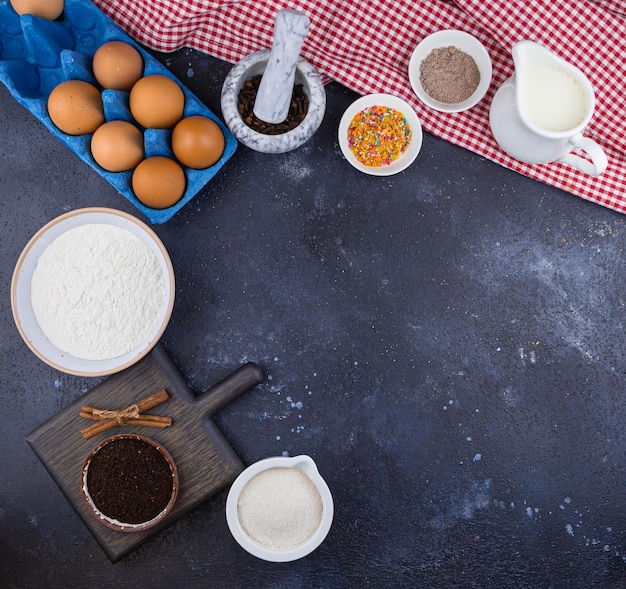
[{"left": 408, "top": 29, "right": 492, "bottom": 113}]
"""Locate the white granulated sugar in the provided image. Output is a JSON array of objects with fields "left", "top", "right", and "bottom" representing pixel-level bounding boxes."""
[
  {"left": 31, "top": 223, "right": 165, "bottom": 360},
  {"left": 237, "top": 467, "right": 323, "bottom": 550}
]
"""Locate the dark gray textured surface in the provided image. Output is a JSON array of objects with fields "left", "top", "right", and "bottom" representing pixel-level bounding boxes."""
[{"left": 1, "top": 47, "right": 625, "bottom": 589}]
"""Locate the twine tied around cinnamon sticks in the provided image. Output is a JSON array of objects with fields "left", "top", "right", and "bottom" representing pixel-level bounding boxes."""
[
  {"left": 90, "top": 404, "right": 141, "bottom": 422},
  {"left": 79, "top": 389, "right": 172, "bottom": 440}
]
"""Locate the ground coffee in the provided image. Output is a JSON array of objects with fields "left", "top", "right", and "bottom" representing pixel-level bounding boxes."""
[
  {"left": 86, "top": 437, "right": 174, "bottom": 524},
  {"left": 419, "top": 45, "right": 481, "bottom": 104},
  {"left": 238, "top": 75, "right": 309, "bottom": 134}
]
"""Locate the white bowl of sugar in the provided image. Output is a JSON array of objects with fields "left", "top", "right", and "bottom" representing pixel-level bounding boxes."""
[{"left": 226, "top": 455, "right": 333, "bottom": 562}]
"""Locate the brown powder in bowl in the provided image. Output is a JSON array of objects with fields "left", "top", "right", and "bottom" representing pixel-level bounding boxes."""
[
  {"left": 419, "top": 46, "right": 481, "bottom": 104},
  {"left": 85, "top": 437, "right": 174, "bottom": 524}
]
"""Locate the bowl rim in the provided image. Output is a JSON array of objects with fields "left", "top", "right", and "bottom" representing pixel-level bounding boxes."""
[
  {"left": 338, "top": 93, "right": 423, "bottom": 176},
  {"left": 10, "top": 207, "right": 175, "bottom": 377},
  {"left": 408, "top": 29, "right": 493, "bottom": 113},
  {"left": 81, "top": 433, "right": 179, "bottom": 533},
  {"left": 225, "top": 455, "right": 334, "bottom": 562}
]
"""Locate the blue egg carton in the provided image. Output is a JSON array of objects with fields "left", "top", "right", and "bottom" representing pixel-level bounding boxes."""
[{"left": 0, "top": 0, "right": 237, "bottom": 224}]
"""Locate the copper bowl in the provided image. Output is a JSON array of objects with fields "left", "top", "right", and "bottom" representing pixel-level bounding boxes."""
[{"left": 81, "top": 434, "right": 178, "bottom": 533}]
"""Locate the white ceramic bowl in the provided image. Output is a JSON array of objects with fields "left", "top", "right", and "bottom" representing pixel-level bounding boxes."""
[
  {"left": 226, "top": 455, "right": 333, "bottom": 562},
  {"left": 408, "top": 29, "right": 492, "bottom": 113},
  {"left": 11, "top": 207, "right": 175, "bottom": 377},
  {"left": 338, "top": 93, "right": 423, "bottom": 176}
]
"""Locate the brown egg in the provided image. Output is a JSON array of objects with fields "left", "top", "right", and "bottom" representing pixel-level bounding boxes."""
[
  {"left": 90, "top": 120, "right": 144, "bottom": 172},
  {"left": 10, "top": 0, "right": 64, "bottom": 19},
  {"left": 129, "top": 75, "right": 185, "bottom": 129},
  {"left": 92, "top": 41, "right": 144, "bottom": 91},
  {"left": 171, "top": 116, "right": 225, "bottom": 169},
  {"left": 132, "top": 156, "right": 186, "bottom": 209},
  {"left": 47, "top": 80, "right": 104, "bottom": 136}
]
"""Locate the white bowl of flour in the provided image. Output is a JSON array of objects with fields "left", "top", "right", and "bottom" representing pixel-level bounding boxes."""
[
  {"left": 226, "top": 455, "right": 334, "bottom": 562},
  {"left": 11, "top": 208, "right": 175, "bottom": 376}
]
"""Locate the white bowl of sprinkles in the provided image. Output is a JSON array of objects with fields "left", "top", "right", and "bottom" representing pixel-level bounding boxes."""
[
  {"left": 11, "top": 207, "right": 175, "bottom": 377},
  {"left": 226, "top": 455, "right": 334, "bottom": 562},
  {"left": 338, "top": 93, "right": 423, "bottom": 176}
]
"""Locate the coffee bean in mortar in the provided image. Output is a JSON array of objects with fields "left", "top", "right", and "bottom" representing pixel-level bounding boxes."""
[{"left": 238, "top": 75, "right": 309, "bottom": 134}]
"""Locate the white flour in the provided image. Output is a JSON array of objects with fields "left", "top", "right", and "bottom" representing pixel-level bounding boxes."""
[
  {"left": 31, "top": 223, "right": 165, "bottom": 360},
  {"left": 237, "top": 467, "right": 323, "bottom": 550}
]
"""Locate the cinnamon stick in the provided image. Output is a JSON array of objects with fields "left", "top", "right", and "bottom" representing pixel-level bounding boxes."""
[
  {"left": 80, "top": 419, "right": 122, "bottom": 440},
  {"left": 79, "top": 412, "right": 172, "bottom": 426},
  {"left": 81, "top": 389, "right": 169, "bottom": 416},
  {"left": 120, "top": 416, "right": 172, "bottom": 428},
  {"left": 80, "top": 389, "right": 172, "bottom": 440}
]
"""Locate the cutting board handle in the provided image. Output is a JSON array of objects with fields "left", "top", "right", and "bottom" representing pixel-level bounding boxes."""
[{"left": 196, "top": 362, "right": 264, "bottom": 415}]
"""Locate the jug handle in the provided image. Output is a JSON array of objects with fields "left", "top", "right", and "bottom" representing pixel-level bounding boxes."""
[{"left": 559, "top": 134, "right": 608, "bottom": 176}]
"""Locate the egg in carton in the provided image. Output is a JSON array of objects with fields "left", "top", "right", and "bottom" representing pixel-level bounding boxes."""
[{"left": 0, "top": 0, "right": 237, "bottom": 224}]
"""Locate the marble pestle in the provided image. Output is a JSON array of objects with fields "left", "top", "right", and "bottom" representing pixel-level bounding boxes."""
[{"left": 253, "top": 9, "right": 310, "bottom": 124}]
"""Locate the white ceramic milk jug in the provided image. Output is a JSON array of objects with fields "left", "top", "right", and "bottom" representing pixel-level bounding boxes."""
[{"left": 489, "top": 41, "right": 607, "bottom": 176}]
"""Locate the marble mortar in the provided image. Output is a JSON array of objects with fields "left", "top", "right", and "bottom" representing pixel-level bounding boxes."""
[{"left": 220, "top": 50, "right": 326, "bottom": 154}]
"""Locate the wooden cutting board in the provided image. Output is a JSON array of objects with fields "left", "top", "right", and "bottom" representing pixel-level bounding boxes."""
[{"left": 26, "top": 345, "right": 264, "bottom": 562}]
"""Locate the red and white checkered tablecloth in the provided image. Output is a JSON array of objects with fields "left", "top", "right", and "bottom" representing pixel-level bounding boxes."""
[{"left": 93, "top": 0, "right": 626, "bottom": 215}]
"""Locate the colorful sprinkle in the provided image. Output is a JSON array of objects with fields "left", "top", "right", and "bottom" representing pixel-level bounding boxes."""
[{"left": 347, "top": 105, "right": 412, "bottom": 167}]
